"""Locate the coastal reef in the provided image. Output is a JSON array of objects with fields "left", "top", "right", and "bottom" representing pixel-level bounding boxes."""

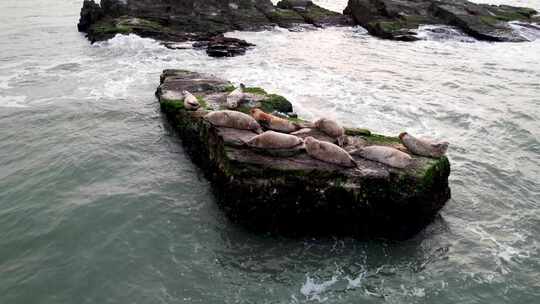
[
  {"left": 344, "top": 0, "right": 540, "bottom": 41},
  {"left": 78, "top": 0, "right": 540, "bottom": 49},
  {"left": 156, "top": 69, "right": 451, "bottom": 239},
  {"left": 77, "top": 0, "right": 352, "bottom": 57}
]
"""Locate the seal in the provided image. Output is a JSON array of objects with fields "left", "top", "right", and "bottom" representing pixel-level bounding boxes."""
[
  {"left": 246, "top": 131, "right": 303, "bottom": 149},
  {"left": 304, "top": 136, "right": 356, "bottom": 168},
  {"left": 313, "top": 118, "right": 346, "bottom": 146},
  {"left": 250, "top": 108, "right": 302, "bottom": 133},
  {"left": 350, "top": 145, "right": 412, "bottom": 169},
  {"left": 399, "top": 132, "right": 449, "bottom": 158},
  {"left": 182, "top": 90, "right": 200, "bottom": 110},
  {"left": 204, "top": 110, "right": 263, "bottom": 133},
  {"left": 226, "top": 84, "right": 245, "bottom": 109}
]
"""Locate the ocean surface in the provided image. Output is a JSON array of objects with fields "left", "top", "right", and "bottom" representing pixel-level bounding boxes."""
[{"left": 1, "top": 0, "right": 539, "bottom": 303}]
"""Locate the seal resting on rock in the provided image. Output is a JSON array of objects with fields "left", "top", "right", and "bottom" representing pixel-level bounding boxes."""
[
  {"left": 304, "top": 136, "right": 356, "bottom": 168},
  {"left": 350, "top": 145, "right": 412, "bottom": 169},
  {"left": 399, "top": 132, "right": 449, "bottom": 158},
  {"left": 250, "top": 108, "right": 302, "bottom": 133},
  {"left": 204, "top": 110, "right": 263, "bottom": 133},
  {"left": 182, "top": 90, "right": 200, "bottom": 110},
  {"left": 246, "top": 131, "right": 303, "bottom": 149},
  {"left": 313, "top": 118, "right": 346, "bottom": 146},
  {"left": 226, "top": 84, "right": 245, "bottom": 109}
]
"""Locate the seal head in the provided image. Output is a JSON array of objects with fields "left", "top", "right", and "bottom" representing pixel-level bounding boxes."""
[
  {"left": 399, "top": 132, "right": 449, "bottom": 158},
  {"left": 313, "top": 118, "right": 346, "bottom": 146},
  {"left": 182, "top": 90, "right": 200, "bottom": 110},
  {"left": 226, "top": 84, "right": 245, "bottom": 109}
]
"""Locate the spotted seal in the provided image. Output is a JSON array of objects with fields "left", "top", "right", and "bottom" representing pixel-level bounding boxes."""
[
  {"left": 226, "top": 84, "right": 245, "bottom": 109},
  {"left": 246, "top": 131, "right": 303, "bottom": 149},
  {"left": 350, "top": 145, "right": 412, "bottom": 169},
  {"left": 204, "top": 110, "right": 262, "bottom": 133},
  {"left": 304, "top": 136, "right": 356, "bottom": 168},
  {"left": 182, "top": 90, "right": 200, "bottom": 110},
  {"left": 399, "top": 132, "right": 449, "bottom": 158},
  {"left": 313, "top": 118, "right": 346, "bottom": 146},
  {"left": 250, "top": 108, "right": 302, "bottom": 133}
]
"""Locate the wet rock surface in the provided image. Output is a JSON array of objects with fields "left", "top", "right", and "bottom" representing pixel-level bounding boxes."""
[
  {"left": 77, "top": 0, "right": 352, "bottom": 56},
  {"left": 156, "top": 69, "right": 452, "bottom": 239},
  {"left": 344, "top": 0, "right": 540, "bottom": 42}
]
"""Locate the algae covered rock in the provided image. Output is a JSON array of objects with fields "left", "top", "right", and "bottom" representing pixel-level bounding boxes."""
[
  {"left": 77, "top": 0, "right": 352, "bottom": 56},
  {"left": 157, "top": 69, "right": 451, "bottom": 239},
  {"left": 344, "top": 0, "right": 540, "bottom": 42}
]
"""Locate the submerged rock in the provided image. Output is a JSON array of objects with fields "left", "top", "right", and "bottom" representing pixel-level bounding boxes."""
[
  {"left": 77, "top": 0, "right": 352, "bottom": 56},
  {"left": 344, "top": 0, "right": 540, "bottom": 42},
  {"left": 157, "top": 69, "right": 452, "bottom": 239},
  {"left": 204, "top": 36, "right": 255, "bottom": 58}
]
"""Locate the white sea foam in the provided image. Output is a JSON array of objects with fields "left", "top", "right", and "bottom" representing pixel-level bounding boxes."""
[
  {"left": 466, "top": 224, "right": 530, "bottom": 264},
  {"left": 92, "top": 34, "right": 166, "bottom": 53},
  {"left": 346, "top": 271, "right": 367, "bottom": 289},
  {"left": 300, "top": 275, "right": 338, "bottom": 302},
  {"left": 416, "top": 25, "right": 476, "bottom": 42},
  {"left": 509, "top": 21, "right": 540, "bottom": 41}
]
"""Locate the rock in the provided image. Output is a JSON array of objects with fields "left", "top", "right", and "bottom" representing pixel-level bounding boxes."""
[
  {"left": 77, "top": 0, "right": 103, "bottom": 32},
  {"left": 157, "top": 69, "right": 452, "bottom": 239},
  {"left": 77, "top": 0, "right": 352, "bottom": 56},
  {"left": 274, "top": 0, "right": 354, "bottom": 27},
  {"left": 205, "top": 36, "right": 255, "bottom": 58},
  {"left": 344, "top": 0, "right": 539, "bottom": 42}
]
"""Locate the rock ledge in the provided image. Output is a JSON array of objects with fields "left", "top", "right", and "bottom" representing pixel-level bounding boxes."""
[
  {"left": 78, "top": 0, "right": 352, "bottom": 57},
  {"left": 157, "top": 69, "right": 451, "bottom": 239},
  {"left": 344, "top": 0, "right": 540, "bottom": 42}
]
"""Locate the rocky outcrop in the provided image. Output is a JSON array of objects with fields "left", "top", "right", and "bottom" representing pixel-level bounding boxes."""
[
  {"left": 77, "top": 0, "right": 104, "bottom": 32},
  {"left": 77, "top": 0, "right": 352, "bottom": 57},
  {"left": 194, "top": 36, "right": 256, "bottom": 57},
  {"left": 344, "top": 0, "right": 540, "bottom": 42},
  {"left": 156, "top": 69, "right": 451, "bottom": 239}
]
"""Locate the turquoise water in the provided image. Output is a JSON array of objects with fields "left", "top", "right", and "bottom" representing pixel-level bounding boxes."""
[{"left": 1, "top": 0, "right": 539, "bottom": 303}]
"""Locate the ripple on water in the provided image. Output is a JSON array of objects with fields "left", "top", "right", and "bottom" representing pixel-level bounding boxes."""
[{"left": 1, "top": 0, "right": 540, "bottom": 303}]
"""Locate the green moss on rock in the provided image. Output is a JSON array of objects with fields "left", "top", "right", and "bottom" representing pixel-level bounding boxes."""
[
  {"left": 244, "top": 87, "right": 268, "bottom": 95},
  {"left": 223, "top": 84, "right": 237, "bottom": 92},
  {"left": 87, "top": 16, "right": 171, "bottom": 42},
  {"left": 362, "top": 133, "right": 401, "bottom": 145},
  {"left": 345, "top": 127, "right": 372, "bottom": 136},
  {"left": 261, "top": 94, "right": 293, "bottom": 113},
  {"left": 156, "top": 69, "right": 451, "bottom": 239},
  {"left": 418, "top": 156, "right": 451, "bottom": 191},
  {"left": 267, "top": 9, "right": 305, "bottom": 25},
  {"left": 302, "top": 5, "right": 340, "bottom": 23},
  {"left": 160, "top": 100, "right": 185, "bottom": 112}
]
